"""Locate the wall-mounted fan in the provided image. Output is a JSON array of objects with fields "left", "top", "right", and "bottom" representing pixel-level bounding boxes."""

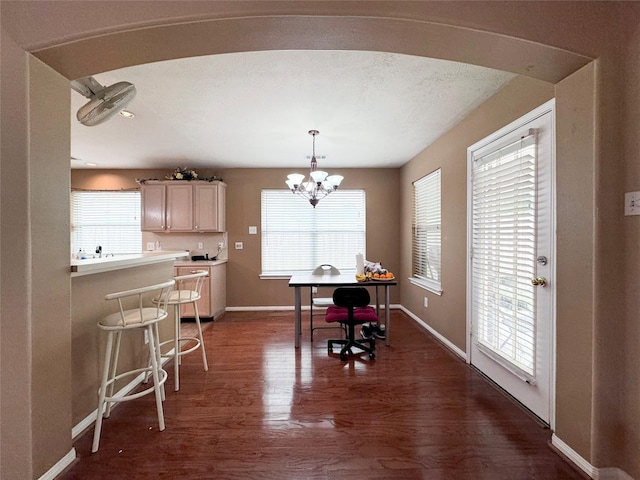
[{"left": 71, "top": 76, "right": 136, "bottom": 127}]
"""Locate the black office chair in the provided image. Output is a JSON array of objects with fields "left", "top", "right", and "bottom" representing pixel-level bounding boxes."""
[{"left": 325, "top": 287, "right": 378, "bottom": 361}]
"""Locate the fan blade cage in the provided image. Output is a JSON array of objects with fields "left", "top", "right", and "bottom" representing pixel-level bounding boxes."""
[{"left": 76, "top": 82, "right": 136, "bottom": 126}]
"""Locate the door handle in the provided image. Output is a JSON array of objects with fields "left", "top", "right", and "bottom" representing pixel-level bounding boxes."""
[{"left": 531, "top": 277, "right": 547, "bottom": 287}]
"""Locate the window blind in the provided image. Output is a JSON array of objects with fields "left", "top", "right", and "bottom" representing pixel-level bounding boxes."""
[
  {"left": 412, "top": 169, "right": 441, "bottom": 291},
  {"left": 261, "top": 190, "right": 366, "bottom": 275},
  {"left": 71, "top": 191, "right": 142, "bottom": 256},
  {"left": 471, "top": 134, "right": 537, "bottom": 379}
]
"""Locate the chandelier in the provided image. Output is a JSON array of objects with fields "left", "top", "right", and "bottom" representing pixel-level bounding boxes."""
[{"left": 285, "top": 130, "right": 344, "bottom": 207}]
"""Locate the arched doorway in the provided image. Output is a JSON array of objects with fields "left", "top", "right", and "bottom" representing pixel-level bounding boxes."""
[{"left": 2, "top": 4, "right": 600, "bottom": 478}]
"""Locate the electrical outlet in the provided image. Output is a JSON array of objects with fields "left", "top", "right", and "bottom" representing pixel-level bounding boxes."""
[
  {"left": 198, "top": 242, "right": 204, "bottom": 249},
  {"left": 218, "top": 242, "right": 224, "bottom": 250},
  {"left": 624, "top": 191, "right": 640, "bottom": 216},
  {"left": 146, "top": 242, "right": 155, "bottom": 251},
  {"left": 235, "top": 242, "right": 243, "bottom": 250},
  {"left": 312, "top": 286, "right": 318, "bottom": 294},
  {"left": 424, "top": 297, "right": 429, "bottom": 308},
  {"left": 249, "top": 226, "right": 257, "bottom": 234}
]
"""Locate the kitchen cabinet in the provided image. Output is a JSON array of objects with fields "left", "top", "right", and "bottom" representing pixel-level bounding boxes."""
[
  {"left": 194, "top": 183, "right": 226, "bottom": 232},
  {"left": 166, "top": 183, "right": 194, "bottom": 232},
  {"left": 174, "top": 262, "right": 226, "bottom": 320},
  {"left": 141, "top": 183, "right": 166, "bottom": 231},
  {"left": 175, "top": 266, "right": 212, "bottom": 318},
  {"left": 209, "top": 262, "right": 226, "bottom": 319},
  {"left": 141, "top": 181, "right": 226, "bottom": 232}
]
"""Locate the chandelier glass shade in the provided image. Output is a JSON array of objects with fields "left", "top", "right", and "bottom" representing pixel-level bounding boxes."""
[{"left": 285, "top": 130, "right": 344, "bottom": 207}]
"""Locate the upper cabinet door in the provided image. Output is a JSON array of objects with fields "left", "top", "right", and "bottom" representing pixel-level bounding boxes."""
[
  {"left": 140, "top": 181, "right": 226, "bottom": 233},
  {"left": 141, "top": 184, "right": 166, "bottom": 231},
  {"left": 194, "top": 183, "right": 225, "bottom": 232},
  {"left": 166, "top": 183, "right": 194, "bottom": 232}
]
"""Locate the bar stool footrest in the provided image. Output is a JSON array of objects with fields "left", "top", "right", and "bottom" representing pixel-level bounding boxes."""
[
  {"left": 101, "top": 367, "right": 168, "bottom": 404},
  {"left": 159, "top": 336, "right": 202, "bottom": 358}
]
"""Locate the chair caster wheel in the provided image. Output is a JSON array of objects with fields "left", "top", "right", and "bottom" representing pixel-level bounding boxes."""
[{"left": 369, "top": 353, "right": 376, "bottom": 360}]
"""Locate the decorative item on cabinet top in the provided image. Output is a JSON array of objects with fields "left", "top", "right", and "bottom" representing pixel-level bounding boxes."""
[
  {"left": 136, "top": 167, "right": 223, "bottom": 184},
  {"left": 140, "top": 178, "right": 226, "bottom": 233}
]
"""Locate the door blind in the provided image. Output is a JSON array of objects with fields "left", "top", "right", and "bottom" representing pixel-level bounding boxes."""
[
  {"left": 471, "top": 134, "right": 537, "bottom": 380},
  {"left": 261, "top": 190, "right": 366, "bottom": 274}
]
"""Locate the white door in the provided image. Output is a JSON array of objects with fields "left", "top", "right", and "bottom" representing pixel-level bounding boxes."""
[{"left": 467, "top": 100, "right": 555, "bottom": 424}]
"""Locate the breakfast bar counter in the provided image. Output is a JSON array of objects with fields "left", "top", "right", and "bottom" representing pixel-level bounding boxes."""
[
  {"left": 70, "top": 251, "right": 187, "bottom": 433},
  {"left": 71, "top": 250, "right": 189, "bottom": 276}
]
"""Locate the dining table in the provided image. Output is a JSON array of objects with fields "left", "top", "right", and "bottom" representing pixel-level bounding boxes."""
[{"left": 288, "top": 271, "right": 397, "bottom": 348}]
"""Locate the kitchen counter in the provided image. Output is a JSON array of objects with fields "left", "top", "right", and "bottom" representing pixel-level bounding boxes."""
[
  {"left": 174, "top": 258, "right": 228, "bottom": 267},
  {"left": 70, "top": 250, "right": 189, "bottom": 277}
]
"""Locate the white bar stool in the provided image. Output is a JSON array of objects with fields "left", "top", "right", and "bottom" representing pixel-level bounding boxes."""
[
  {"left": 92, "top": 279, "right": 175, "bottom": 453},
  {"left": 157, "top": 270, "right": 209, "bottom": 391}
]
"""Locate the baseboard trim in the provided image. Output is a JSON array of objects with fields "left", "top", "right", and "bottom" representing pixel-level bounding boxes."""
[
  {"left": 596, "top": 468, "right": 635, "bottom": 480},
  {"left": 551, "top": 434, "right": 633, "bottom": 480},
  {"left": 72, "top": 347, "right": 176, "bottom": 439},
  {"left": 225, "top": 306, "right": 297, "bottom": 311},
  {"left": 225, "top": 305, "right": 402, "bottom": 312},
  {"left": 38, "top": 448, "right": 76, "bottom": 480},
  {"left": 551, "top": 434, "right": 597, "bottom": 478},
  {"left": 400, "top": 305, "right": 467, "bottom": 360}
]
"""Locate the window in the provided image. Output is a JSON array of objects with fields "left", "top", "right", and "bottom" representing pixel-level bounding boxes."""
[
  {"left": 261, "top": 190, "right": 366, "bottom": 275},
  {"left": 411, "top": 169, "right": 442, "bottom": 294},
  {"left": 71, "top": 191, "right": 142, "bottom": 256}
]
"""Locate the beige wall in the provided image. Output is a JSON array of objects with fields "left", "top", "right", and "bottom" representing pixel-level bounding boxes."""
[
  {"left": 554, "top": 63, "right": 598, "bottom": 461},
  {"left": 72, "top": 167, "right": 402, "bottom": 308},
  {"left": 618, "top": 18, "right": 640, "bottom": 471},
  {"left": 1, "top": 28, "right": 36, "bottom": 480},
  {"left": 400, "top": 76, "right": 554, "bottom": 352},
  {"left": 0, "top": 48, "right": 74, "bottom": 478},
  {"left": 29, "top": 55, "right": 74, "bottom": 477},
  {"left": 221, "top": 168, "right": 401, "bottom": 307},
  {"left": 4, "top": 2, "right": 640, "bottom": 478}
]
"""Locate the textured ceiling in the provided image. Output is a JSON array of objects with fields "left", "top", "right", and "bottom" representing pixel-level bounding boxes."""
[{"left": 70, "top": 50, "right": 515, "bottom": 170}]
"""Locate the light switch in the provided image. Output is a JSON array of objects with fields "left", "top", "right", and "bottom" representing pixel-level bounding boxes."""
[
  {"left": 249, "top": 226, "right": 257, "bottom": 235},
  {"left": 198, "top": 242, "right": 204, "bottom": 249},
  {"left": 624, "top": 191, "right": 640, "bottom": 216},
  {"left": 235, "top": 242, "right": 243, "bottom": 250}
]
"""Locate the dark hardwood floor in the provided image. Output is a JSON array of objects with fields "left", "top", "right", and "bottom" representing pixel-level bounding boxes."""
[{"left": 60, "top": 310, "right": 586, "bottom": 479}]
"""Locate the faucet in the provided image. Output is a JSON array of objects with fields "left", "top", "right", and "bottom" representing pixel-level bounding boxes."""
[{"left": 96, "top": 245, "right": 102, "bottom": 258}]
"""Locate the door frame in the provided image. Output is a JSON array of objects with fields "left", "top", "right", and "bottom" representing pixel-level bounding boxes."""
[{"left": 465, "top": 99, "right": 557, "bottom": 429}]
